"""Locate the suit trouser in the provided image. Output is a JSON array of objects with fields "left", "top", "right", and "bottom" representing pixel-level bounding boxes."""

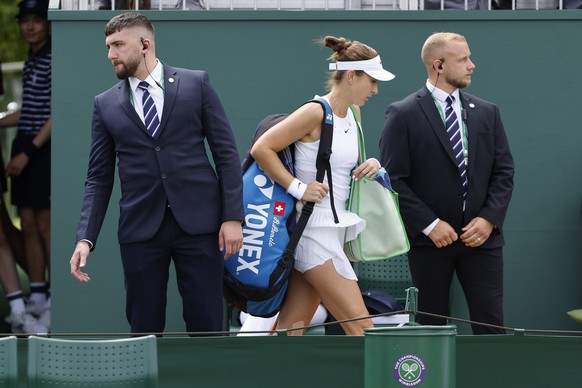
[
  {"left": 407, "top": 242, "right": 505, "bottom": 334},
  {"left": 120, "top": 205, "right": 223, "bottom": 335}
]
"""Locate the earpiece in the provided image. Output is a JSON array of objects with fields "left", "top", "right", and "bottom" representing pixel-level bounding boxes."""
[
  {"left": 140, "top": 37, "right": 148, "bottom": 51},
  {"left": 437, "top": 57, "right": 445, "bottom": 71}
]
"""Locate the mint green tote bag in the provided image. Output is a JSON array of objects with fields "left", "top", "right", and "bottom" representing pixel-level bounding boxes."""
[{"left": 344, "top": 107, "right": 410, "bottom": 262}]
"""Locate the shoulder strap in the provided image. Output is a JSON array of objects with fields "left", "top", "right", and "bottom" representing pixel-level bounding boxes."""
[
  {"left": 293, "top": 97, "right": 339, "bottom": 223},
  {"left": 271, "top": 98, "right": 339, "bottom": 284},
  {"left": 288, "top": 97, "right": 339, "bottom": 245},
  {"left": 311, "top": 97, "right": 339, "bottom": 224}
]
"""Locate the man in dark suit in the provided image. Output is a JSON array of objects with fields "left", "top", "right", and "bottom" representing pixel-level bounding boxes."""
[
  {"left": 69, "top": 12, "right": 243, "bottom": 335},
  {"left": 380, "top": 32, "right": 514, "bottom": 334}
]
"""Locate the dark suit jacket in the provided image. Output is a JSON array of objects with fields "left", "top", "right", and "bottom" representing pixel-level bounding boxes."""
[
  {"left": 380, "top": 86, "right": 514, "bottom": 248},
  {"left": 76, "top": 64, "right": 243, "bottom": 249}
]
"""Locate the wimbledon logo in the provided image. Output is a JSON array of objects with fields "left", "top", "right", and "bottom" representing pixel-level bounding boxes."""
[{"left": 393, "top": 354, "right": 426, "bottom": 386}]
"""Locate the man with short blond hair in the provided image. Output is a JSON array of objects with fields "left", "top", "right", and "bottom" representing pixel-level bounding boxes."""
[{"left": 380, "top": 32, "right": 514, "bottom": 334}]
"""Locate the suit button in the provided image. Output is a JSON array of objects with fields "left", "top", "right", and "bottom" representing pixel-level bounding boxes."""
[
  {"left": 161, "top": 174, "right": 167, "bottom": 179},
  {"left": 155, "top": 146, "right": 161, "bottom": 151}
]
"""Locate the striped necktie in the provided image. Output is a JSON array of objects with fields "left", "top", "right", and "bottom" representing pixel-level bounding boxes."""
[
  {"left": 137, "top": 81, "right": 160, "bottom": 138},
  {"left": 445, "top": 95, "right": 468, "bottom": 200}
]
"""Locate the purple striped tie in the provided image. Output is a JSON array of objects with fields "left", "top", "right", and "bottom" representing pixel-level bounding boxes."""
[
  {"left": 138, "top": 81, "right": 160, "bottom": 138},
  {"left": 445, "top": 95, "right": 467, "bottom": 200}
]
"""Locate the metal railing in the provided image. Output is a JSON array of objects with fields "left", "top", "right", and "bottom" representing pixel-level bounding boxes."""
[{"left": 56, "top": 0, "right": 576, "bottom": 11}]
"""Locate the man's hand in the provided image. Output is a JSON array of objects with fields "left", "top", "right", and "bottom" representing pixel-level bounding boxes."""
[
  {"left": 460, "top": 217, "right": 494, "bottom": 247},
  {"left": 219, "top": 220, "right": 243, "bottom": 259},
  {"left": 70, "top": 241, "right": 91, "bottom": 282},
  {"left": 428, "top": 220, "right": 458, "bottom": 248}
]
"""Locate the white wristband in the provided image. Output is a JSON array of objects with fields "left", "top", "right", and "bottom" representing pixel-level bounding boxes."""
[{"left": 287, "top": 178, "right": 307, "bottom": 200}]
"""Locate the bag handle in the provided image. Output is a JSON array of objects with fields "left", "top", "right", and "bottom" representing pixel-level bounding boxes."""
[
  {"left": 349, "top": 105, "right": 366, "bottom": 163},
  {"left": 349, "top": 105, "right": 394, "bottom": 191}
]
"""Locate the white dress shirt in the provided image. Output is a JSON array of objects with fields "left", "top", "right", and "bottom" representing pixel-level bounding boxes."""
[
  {"left": 129, "top": 59, "right": 164, "bottom": 124},
  {"left": 422, "top": 80, "right": 465, "bottom": 236}
]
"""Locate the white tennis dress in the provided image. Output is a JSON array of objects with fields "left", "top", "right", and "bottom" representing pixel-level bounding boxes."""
[{"left": 293, "top": 96, "right": 366, "bottom": 280}]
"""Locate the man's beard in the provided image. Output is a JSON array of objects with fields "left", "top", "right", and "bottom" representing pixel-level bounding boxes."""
[
  {"left": 114, "top": 56, "right": 141, "bottom": 80},
  {"left": 446, "top": 74, "right": 471, "bottom": 90}
]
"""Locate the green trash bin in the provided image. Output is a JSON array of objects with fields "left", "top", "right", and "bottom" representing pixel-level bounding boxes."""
[{"left": 364, "top": 325, "right": 456, "bottom": 388}]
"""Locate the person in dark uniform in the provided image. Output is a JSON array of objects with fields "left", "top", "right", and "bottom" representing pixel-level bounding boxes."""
[
  {"left": 69, "top": 12, "right": 243, "bottom": 334},
  {"left": 0, "top": 0, "right": 51, "bottom": 333},
  {"left": 380, "top": 32, "right": 514, "bottom": 334}
]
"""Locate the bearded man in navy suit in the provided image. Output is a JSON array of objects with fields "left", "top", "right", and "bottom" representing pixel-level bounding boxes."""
[
  {"left": 380, "top": 32, "right": 514, "bottom": 334},
  {"left": 70, "top": 12, "right": 243, "bottom": 334}
]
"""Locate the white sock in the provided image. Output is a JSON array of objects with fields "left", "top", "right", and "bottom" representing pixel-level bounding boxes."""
[
  {"left": 6, "top": 291, "right": 26, "bottom": 316},
  {"left": 29, "top": 285, "right": 49, "bottom": 315}
]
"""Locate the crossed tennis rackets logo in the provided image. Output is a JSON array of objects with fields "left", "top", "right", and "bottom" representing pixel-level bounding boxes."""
[{"left": 393, "top": 354, "right": 426, "bottom": 386}]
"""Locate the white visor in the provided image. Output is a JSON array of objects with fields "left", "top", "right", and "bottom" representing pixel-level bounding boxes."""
[{"left": 328, "top": 55, "right": 395, "bottom": 82}]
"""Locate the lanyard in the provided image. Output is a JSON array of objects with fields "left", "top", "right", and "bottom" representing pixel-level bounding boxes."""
[{"left": 434, "top": 97, "right": 469, "bottom": 166}]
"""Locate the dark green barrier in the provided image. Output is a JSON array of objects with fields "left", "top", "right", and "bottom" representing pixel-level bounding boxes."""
[{"left": 16, "top": 333, "right": 580, "bottom": 388}]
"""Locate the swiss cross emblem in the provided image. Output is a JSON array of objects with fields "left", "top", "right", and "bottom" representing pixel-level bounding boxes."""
[{"left": 273, "top": 201, "right": 286, "bottom": 216}]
